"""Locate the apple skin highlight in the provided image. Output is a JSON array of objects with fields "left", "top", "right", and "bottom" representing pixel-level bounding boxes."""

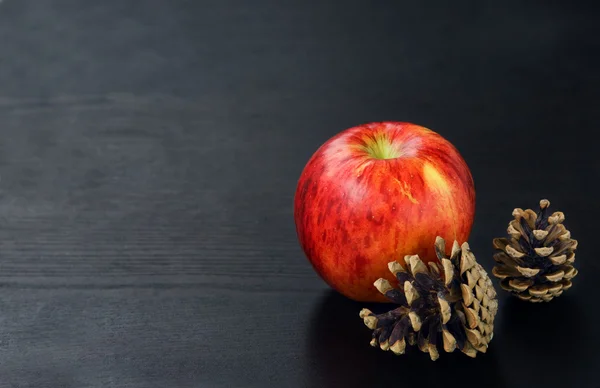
[{"left": 294, "top": 122, "right": 476, "bottom": 302}]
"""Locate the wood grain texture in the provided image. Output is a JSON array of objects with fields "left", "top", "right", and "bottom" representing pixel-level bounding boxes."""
[{"left": 0, "top": 0, "right": 598, "bottom": 387}]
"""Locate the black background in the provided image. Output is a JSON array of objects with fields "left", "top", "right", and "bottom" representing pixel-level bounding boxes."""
[{"left": 0, "top": 1, "right": 598, "bottom": 387}]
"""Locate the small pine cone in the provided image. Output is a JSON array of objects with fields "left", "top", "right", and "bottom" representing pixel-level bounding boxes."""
[
  {"left": 359, "top": 236, "right": 498, "bottom": 360},
  {"left": 492, "top": 199, "right": 578, "bottom": 303}
]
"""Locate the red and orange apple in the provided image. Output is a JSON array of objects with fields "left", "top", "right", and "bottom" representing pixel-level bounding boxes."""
[{"left": 294, "top": 122, "right": 475, "bottom": 302}]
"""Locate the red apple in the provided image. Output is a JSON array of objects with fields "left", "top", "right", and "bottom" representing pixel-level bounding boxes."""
[{"left": 294, "top": 122, "right": 475, "bottom": 302}]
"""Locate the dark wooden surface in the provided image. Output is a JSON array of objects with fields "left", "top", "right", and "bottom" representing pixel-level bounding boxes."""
[{"left": 0, "top": 1, "right": 598, "bottom": 387}]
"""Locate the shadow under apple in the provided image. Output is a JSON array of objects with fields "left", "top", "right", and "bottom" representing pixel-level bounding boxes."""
[{"left": 306, "top": 290, "right": 507, "bottom": 388}]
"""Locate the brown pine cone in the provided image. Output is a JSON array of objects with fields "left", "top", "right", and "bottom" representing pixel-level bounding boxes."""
[
  {"left": 492, "top": 199, "right": 578, "bottom": 302},
  {"left": 359, "top": 237, "right": 498, "bottom": 360}
]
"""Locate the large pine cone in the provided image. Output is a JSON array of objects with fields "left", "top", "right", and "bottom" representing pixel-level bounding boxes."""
[
  {"left": 360, "top": 237, "right": 498, "bottom": 360},
  {"left": 492, "top": 199, "right": 578, "bottom": 302}
]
